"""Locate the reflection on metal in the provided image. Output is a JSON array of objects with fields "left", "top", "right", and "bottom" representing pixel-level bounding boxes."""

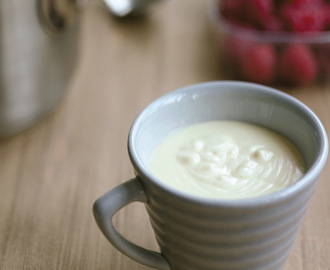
[
  {"left": 103, "top": 0, "right": 162, "bottom": 17},
  {"left": 0, "top": 0, "right": 81, "bottom": 137},
  {"left": 38, "top": 0, "right": 78, "bottom": 35}
]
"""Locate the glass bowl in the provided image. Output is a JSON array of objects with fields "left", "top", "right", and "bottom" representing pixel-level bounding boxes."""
[{"left": 208, "top": 0, "right": 330, "bottom": 87}]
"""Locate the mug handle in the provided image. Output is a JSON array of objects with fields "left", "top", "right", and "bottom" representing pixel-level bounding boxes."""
[{"left": 93, "top": 178, "right": 171, "bottom": 270}]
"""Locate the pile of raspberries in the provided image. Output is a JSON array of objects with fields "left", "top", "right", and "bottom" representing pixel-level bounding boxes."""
[{"left": 218, "top": 0, "right": 330, "bottom": 86}]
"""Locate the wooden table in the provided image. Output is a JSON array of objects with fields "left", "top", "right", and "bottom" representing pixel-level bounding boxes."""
[{"left": 0, "top": 0, "right": 329, "bottom": 269}]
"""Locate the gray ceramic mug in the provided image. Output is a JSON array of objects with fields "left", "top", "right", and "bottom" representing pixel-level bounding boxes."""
[{"left": 93, "top": 81, "right": 328, "bottom": 270}]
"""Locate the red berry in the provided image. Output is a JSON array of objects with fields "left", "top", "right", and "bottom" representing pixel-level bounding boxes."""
[
  {"left": 280, "top": 2, "right": 327, "bottom": 32},
  {"left": 325, "top": 5, "right": 330, "bottom": 30},
  {"left": 316, "top": 45, "right": 330, "bottom": 80},
  {"left": 240, "top": 43, "right": 276, "bottom": 84},
  {"left": 223, "top": 36, "right": 253, "bottom": 63},
  {"left": 243, "top": 0, "right": 275, "bottom": 30},
  {"left": 264, "top": 16, "right": 284, "bottom": 31},
  {"left": 290, "top": 0, "right": 323, "bottom": 4},
  {"left": 278, "top": 44, "right": 317, "bottom": 85}
]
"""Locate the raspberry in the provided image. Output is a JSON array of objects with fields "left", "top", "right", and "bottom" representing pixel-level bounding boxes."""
[
  {"left": 240, "top": 43, "right": 276, "bottom": 84},
  {"left": 280, "top": 2, "right": 327, "bottom": 32},
  {"left": 325, "top": 5, "right": 330, "bottom": 30},
  {"left": 243, "top": 0, "right": 275, "bottom": 30},
  {"left": 278, "top": 44, "right": 317, "bottom": 85},
  {"left": 290, "top": 0, "right": 324, "bottom": 4},
  {"left": 316, "top": 45, "right": 330, "bottom": 80},
  {"left": 264, "top": 16, "right": 284, "bottom": 31},
  {"left": 223, "top": 36, "right": 253, "bottom": 64}
]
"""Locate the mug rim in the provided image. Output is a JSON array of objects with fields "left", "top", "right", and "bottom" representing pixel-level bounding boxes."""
[{"left": 128, "top": 81, "right": 328, "bottom": 207}]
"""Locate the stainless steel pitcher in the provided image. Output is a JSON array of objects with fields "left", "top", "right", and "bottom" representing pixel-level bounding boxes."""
[{"left": 0, "top": 0, "right": 81, "bottom": 138}]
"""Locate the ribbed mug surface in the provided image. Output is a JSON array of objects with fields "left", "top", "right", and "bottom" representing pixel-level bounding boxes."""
[{"left": 143, "top": 177, "right": 316, "bottom": 270}]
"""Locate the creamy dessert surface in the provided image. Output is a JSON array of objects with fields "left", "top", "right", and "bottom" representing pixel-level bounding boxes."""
[{"left": 149, "top": 121, "right": 305, "bottom": 199}]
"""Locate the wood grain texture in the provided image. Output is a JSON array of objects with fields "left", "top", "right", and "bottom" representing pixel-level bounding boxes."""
[{"left": 0, "top": 0, "right": 329, "bottom": 269}]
